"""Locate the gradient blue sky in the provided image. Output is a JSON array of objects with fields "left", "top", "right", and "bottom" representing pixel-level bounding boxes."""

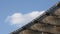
[{"left": 0, "top": 0, "right": 59, "bottom": 34}]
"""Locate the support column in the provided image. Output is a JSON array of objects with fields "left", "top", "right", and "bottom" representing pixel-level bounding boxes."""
[{"left": 42, "top": 32, "right": 44, "bottom": 34}]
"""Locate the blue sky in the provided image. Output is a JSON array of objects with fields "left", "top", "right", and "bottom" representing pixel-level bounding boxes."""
[{"left": 0, "top": 0, "right": 59, "bottom": 34}]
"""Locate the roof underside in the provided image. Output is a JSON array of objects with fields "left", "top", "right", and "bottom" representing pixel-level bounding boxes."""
[{"left": 10, "top": 1, "right": 60, "bottom": 34}]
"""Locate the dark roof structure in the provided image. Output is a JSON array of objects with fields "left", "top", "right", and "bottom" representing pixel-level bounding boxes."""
[{"left": 10, "top": 1, "right": 60, "bottom": 34}]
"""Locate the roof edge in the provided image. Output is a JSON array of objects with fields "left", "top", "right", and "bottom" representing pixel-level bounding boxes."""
[{"left": 10, "top": 1, "right": 60, "bottom": 34}]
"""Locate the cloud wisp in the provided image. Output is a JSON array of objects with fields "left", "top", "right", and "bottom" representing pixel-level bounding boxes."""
[{"left": 5, "top": 11, "right": 45, "bottom": 27}]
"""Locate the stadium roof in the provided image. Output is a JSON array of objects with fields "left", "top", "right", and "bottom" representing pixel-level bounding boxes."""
[{"left": 10, "top": 1, "right": 60, "bottom": 34}]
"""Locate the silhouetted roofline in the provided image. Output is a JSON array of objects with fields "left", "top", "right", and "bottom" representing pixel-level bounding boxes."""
[{"left": 10, "top": 1, "right": 60, "bottom": 34}]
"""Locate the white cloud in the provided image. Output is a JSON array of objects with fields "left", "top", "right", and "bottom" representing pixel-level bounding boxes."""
[{"left": 5, "top": 11, "right": 45, "bottom": 27}]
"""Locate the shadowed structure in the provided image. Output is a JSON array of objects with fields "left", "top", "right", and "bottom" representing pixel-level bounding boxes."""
[{"left": 10, "top": 1, "right": 60, "bottom": 34}]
